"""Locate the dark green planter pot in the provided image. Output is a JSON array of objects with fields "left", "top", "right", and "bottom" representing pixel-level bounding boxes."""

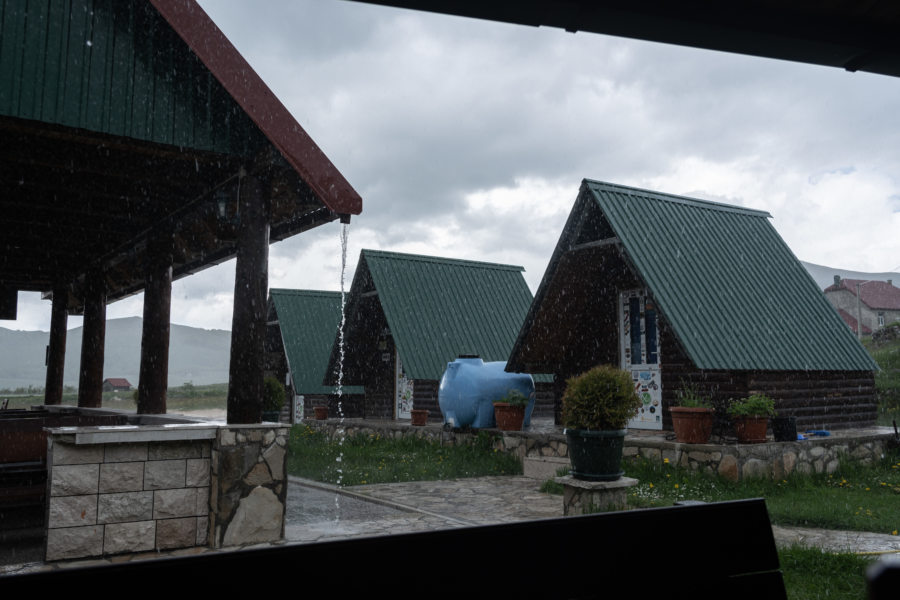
[
  {"left": 261, "top": 410, "right": 281, "bottom": 423},
  {"left": 564, "top": 428, "right": 626, "bottom": 481}
]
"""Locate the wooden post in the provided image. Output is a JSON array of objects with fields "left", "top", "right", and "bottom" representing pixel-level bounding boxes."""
[
  {"left": 44, "top": 284, "right": 69, "bottom": 405},
  {"left": 138, "top": 231, "right": 173, "bottom": 414},
  {"left": 78, "top": 270, "right": 106, "bottom": 408},
  {"left": 227, "top": 175, "right": 269, "bottom": 424}
]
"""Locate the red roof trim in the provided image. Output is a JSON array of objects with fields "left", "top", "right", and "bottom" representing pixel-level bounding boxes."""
[{"left": 149, "top": 0, "right": 361, "bottom": 215}]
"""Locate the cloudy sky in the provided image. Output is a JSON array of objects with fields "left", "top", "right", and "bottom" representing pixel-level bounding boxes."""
[{"left": 9, "top": 0, "right": 900, "bottom": 332}]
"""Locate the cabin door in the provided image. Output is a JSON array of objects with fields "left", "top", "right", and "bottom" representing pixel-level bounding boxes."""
[
  {"left": 619, "top": 289, "right": 662, "bottom": 430},
  {"left": 395, "top": 349, "right": 413, "bottom": 420}
]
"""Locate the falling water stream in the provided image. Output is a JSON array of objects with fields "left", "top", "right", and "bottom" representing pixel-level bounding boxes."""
[{"left": 333, "top": 221, "right": 350, "bottom": 522}]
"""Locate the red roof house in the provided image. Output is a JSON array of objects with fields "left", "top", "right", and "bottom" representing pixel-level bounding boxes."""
[
  {"left": 825, "top": 277, "right": 900, "bottom": 335},
  {"left": 102, "top": 378, "right": 133, "bottom": 392}
]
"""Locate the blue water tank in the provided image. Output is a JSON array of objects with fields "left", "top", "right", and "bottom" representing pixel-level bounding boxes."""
[{"left": 438, "top": 357, "right": 536, "bottom": 428}]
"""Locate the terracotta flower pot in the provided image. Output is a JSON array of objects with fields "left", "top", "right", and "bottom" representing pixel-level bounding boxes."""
[
  {"left": 670, "top": 406, "right": 714, "bottom": 444},
  {"left": 410, "top": 408, "right": 428, "bottom": 426},
  {"left": 493, "top": 402, "right": 526, "bottom": 431},
  {"left": 734, "top": 416, "right": 768, "bottom": 443},
  {"left": 314, "top": 406, "right": 328, "bottom": 420}
]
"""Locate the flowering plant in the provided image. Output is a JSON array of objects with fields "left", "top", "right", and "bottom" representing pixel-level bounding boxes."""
[{"left": 727, "top": 394, "right": 775, "bottom": 417}]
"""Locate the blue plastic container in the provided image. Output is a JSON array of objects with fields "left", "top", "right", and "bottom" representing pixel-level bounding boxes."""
[{"left": 438, "top": 357, "right": 536, "bottom": 428}]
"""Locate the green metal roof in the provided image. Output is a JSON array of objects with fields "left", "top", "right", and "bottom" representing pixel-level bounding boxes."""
[
  {"left": 0, "top": 0, "right": 264, "bottom": 156},
  {"left": 583, "top": 180, "right": 877, "bottom": 371},
  {"left": 270, "top": 289, "right": 363, "bottom": 396},
  {"left": 345, "top": 250, "right": 548, "bottom": 381}
]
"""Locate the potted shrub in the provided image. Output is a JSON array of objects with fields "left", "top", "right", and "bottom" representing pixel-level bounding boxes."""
[
  {"left": 727, "top": 394, "right": 775, "bottom": 443},
  {"left": 262, "top": 376, "right": 285, "bottom": 422},
  {"left": 561, "top": 365, "right": 641, "bottom": 481},
  {"left": 493, "top": 389, "right": 529, "bottom": 431},
  {"left": 670, "top": 385, "right": 714, "bottom": 444}
]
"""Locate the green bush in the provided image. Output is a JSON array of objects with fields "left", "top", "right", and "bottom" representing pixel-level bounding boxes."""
[
  {"left": 561, "top": 365, "right": 641, "bottom": 430},
  {"left": 263, "top": 376, "right": 286, "bottom": 412}
]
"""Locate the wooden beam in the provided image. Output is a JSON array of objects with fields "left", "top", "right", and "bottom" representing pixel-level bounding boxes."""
[
  {"left": 44, "top": 284, "right": 69, "bottom": 405},
  {"left": 77, "top": 271, "right": 106, "bottom": 408},
  {"left": 227, "top": 175, "right": 270, "bottom": 424},
  {"left": 137, "top": 231, "right": 174, "bottom": 414}
]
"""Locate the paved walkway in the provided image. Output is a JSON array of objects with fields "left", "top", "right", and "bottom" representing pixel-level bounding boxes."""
[{"left": 288, "top": 476, "right": 900, "bottom": 555}]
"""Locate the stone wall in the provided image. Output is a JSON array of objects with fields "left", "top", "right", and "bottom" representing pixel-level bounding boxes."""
[
  {"left": 306, "top": 419, "right": 893, "bottom": 482},
  {"left": 45, "top": 432, "right": 215, "bottom": 561},
  {"left": 623, "top": 433, "right": 890, "bottom": 481},
  {"left": 45, "top": 422, "right": 289, "bottom": 561}
]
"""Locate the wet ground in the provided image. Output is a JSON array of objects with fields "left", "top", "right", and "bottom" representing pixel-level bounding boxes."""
[
  {"left": 289, "top": 476, "right": 900, "bottom": 555},
  {"left": 3, "top": 475, "right": 900, "bottom": 577}
]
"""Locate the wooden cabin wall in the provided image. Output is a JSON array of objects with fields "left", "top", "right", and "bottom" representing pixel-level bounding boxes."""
[
  {"left": 533, "top": 381, "right": 555, "bottom": 418},
  {"left": 412, "top": 380, "right": 440, "bottom": 420},
  {"left": 357, "top": 306, "right": 398, "bottom": 420},
  {"left": 746, "top": 371, "right": 876, "bottom": 430},
  {"left": 264, "top": 322, "right": 290, "bottom": 391},
  {"left": 301, "top": 393, "right": 364, "bottom": 419},
  {"left": 364, "top": 375, "right": 395, "bottom": 419},
  {"left": 659, "top": 323, "right": 877, "bottom": 430}
]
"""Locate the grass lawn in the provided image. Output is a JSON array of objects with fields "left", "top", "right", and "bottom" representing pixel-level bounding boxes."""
[
  {"left": 779, "top": 546, "right": 874, "bottom": 600},
  {"left": 287, "top": 424, "right": 521, "bottom": 484},
  {"left": 2, "top": 382, "right": 228, "bottom": 412},
  {"left": 622, "top": 452, "right": 900, "bottom": 536}
]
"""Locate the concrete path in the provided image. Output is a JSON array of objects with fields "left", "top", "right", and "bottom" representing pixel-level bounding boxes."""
[{"left": 289, "top": 476, "right": 900, "bottom": 556}]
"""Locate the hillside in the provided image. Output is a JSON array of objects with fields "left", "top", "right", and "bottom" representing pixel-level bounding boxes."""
[
  {"left": 801, "top": 261, "right": 900, "bottom": 290},
  {"left": 0, "top": 317, "right": 230, "bottom": 389}
]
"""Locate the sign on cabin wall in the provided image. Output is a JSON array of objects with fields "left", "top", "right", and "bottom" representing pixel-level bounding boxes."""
[
  {"left": 293, "top": 394, "right": 304, "bottom": 423},
  {"left": 395, "top": 349, "right": 413, "bottom": 419},
  {"left": 620, "top": 289, "right": 662, "bottom": 430}
]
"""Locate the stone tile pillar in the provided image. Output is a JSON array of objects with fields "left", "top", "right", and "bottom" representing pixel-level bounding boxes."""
[{"left": 209, "top": 424, "right": 288, "bottom": 548}]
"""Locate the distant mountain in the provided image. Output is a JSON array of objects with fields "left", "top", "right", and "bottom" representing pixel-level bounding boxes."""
[
  {"left": 0, "top": 317, "right": 230, "bottom": 390},
  {"left": 800, "top": 261, "right": 900, "bottom": 290}
]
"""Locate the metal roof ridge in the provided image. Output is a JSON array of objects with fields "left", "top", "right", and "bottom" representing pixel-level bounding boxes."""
[
  {"left": 584, "top": 179, "right": 772, "bottom": 218},
  {"left": 361, "top": 249, "right": 525, "bottom": 271},
  {"left": 269, "top": 288, "right": 342, "bottom": 297}
]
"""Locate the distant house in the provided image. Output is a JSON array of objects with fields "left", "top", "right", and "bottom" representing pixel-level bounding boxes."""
[
  {"left": 102, "top": 378, "right": 132, "bottom": 392},
  {"left": 266, "top": 290, "right": 364, "bottom": 420},
  {"left": 325, "top": 250, "right": 552, "bottom": 421},
  {"left": 507, "top": 180, "right": 877, "bottom": 431},
  {"left": 824, "top": 277, "right": 900, "bottom": 336}
]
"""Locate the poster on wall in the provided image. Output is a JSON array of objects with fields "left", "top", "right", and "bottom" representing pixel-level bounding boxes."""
[
  {"left": 620, "top": 289, "right": 663, "bottom": 430},
  {"left": 293, "top": 394, "right": 304, "bottom": 423},
  {"left": 395, "top": 350, "right": 413, "bottom": 419}
]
